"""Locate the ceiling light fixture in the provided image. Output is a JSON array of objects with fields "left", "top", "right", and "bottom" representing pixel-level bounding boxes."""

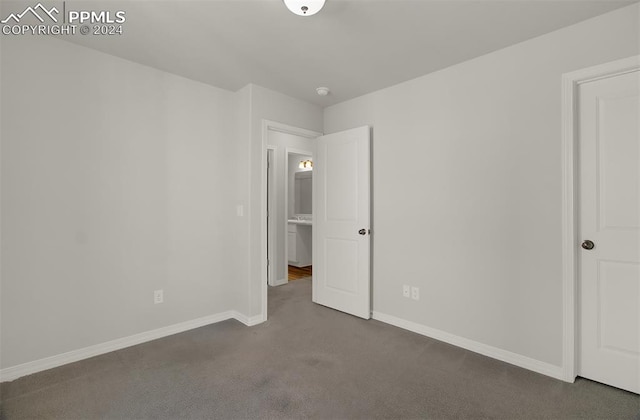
[
  {"left": 283, "top": 0, "right": 326, "bottom": 16},
  {"left": 316, "top": 87, "right": 330, "bottom": 96}
]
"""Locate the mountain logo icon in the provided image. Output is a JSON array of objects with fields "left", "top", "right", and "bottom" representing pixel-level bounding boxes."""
[{"left": 1, "top": 3, "right": 59, "bottom": 24}]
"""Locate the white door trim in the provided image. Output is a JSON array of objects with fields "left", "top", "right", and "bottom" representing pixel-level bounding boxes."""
[
  {"left": 266, "top": 147, "right": 278, "bottom": 287},
  {"left": 261, "top": 120, "right": 322, "bottom": 321},
  {"left": 561, "top": 55, "right": 640, "bottom": 383}
]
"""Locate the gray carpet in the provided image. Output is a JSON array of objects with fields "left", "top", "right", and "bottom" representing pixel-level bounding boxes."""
[{"left": 1, "top": 278, "right": 638, "bottom": 419}]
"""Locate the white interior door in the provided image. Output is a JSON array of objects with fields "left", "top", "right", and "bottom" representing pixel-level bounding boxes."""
[
  {"left": 578, "top": 69, "right": 640, "bottom": 394},
  {"left": 313, "top": 126, "right": 371, "bottom": 319}
]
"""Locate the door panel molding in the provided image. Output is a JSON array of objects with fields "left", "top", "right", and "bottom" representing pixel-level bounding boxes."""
[{"left": 561, "top": 55, "right": 640, "bottom": 384}]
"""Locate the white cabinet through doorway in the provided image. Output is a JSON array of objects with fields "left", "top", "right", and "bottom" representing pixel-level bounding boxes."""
[{"left": 288, "top": 223, "right": 312, "bottom": 267}]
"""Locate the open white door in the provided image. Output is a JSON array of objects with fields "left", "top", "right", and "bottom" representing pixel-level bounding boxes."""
[{"left": 313, "top": 126, "right": 371, "bottom": 319}]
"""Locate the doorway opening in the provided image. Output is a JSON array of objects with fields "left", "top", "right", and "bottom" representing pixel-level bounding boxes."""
[
  {"left": 262, "top": 120, "right": 321, "bottom": 321},
  {"left": 261, "top": 121, "right": 373, "bottom": 322},
  {"left": 287, "top": 152, "right": 313, "bottom": 282}
]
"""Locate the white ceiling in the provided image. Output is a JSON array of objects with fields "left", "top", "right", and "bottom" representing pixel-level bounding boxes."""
[{"left": 39, "top": 0, "right": 639, "bottom": 105}]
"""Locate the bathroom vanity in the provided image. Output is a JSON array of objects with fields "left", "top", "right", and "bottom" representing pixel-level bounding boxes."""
[
  {"left": 288, "top": 169, "right": 313, "bottom": 268},
  {"left": 288, "top": 217, "right": 312, "bottom": 267}
]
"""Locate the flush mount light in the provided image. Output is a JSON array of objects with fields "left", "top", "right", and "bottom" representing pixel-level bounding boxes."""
[
  {"left": 283, "top": 0, "right": 326, "bottom": 16},
  {"left": 316, "top": 87, "right": 330, "bottom": 96}
]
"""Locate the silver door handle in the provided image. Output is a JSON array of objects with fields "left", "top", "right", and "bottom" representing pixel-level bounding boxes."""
[{"left": 581, "top": 240, "right": 595, "bottom": 250}]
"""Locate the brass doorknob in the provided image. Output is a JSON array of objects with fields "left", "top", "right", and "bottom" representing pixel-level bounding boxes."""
[{"left": 581, "top": 240, "right": 595, "bottom": 250}]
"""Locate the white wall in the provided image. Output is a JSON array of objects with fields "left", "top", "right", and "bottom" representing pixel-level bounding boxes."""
[
  {"left": 0, "top": 44, "right": 323, "bottom": 370},
  {"left": 324, "top": 4, "right": 639, "bottom": 367},
  {"left": 232, "top": 85, "right": 252, "bottom": 315},
  {"left": 1, "top": 36, "right": 239, "bottom": 368}
]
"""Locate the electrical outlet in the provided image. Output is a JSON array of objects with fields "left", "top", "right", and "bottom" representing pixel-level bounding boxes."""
[
  {"left": 402, "top": 285, "right": 411, "bottom": 298},
  {"left": 154, "top": 289, "right": 164, "bottom": 304},
  {"left": 411, "top": 286, "right": 420, "bottom": 301}
]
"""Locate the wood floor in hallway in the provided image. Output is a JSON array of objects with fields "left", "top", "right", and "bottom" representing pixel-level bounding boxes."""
[{"left": 288, "top": 265, "right": 312, "bottom": 280}]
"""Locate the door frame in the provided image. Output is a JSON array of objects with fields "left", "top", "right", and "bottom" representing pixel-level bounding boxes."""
[
  {"left": 560, "top": 55, "right": 639, "bottom": 383},
  {"left": 267, "top": 147, "right": 276, "bottom": 286},
  {"left": 261, "top": 120, "right": 322, "bottom": 321}
]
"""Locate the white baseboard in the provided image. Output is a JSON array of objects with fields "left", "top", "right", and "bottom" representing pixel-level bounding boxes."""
[
  {"left": 2, "top": 309, "right": 562, "bottom": 383},
  {"left": 270, "top": 278, "right": 288, "bottom": 287},
  {"left": 372, "top": 311, "right": 565, "bottom": 381},
  {"left": 0, "top": 310, "right": 258, "bottom": 382},
  {"left": 231, "top": 311, "right": 265, "bottom": 327}
]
